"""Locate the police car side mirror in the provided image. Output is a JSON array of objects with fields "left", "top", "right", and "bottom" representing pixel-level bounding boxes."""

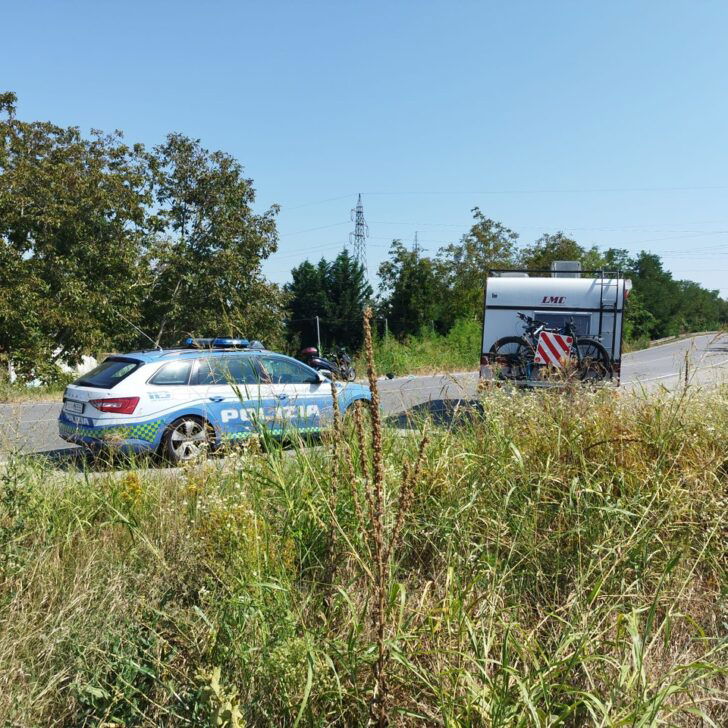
[{"left": 318, "top": 370, "right": 332, "bottom": 382}]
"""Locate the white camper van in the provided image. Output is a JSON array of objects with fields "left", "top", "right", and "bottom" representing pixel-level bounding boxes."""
[{"left": 480, "top": 265, "right": 631, "bottom": 385}]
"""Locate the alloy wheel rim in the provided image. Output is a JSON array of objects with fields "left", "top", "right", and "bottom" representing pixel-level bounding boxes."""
[{"left": 170, "top": 420, "right": 208, "bottom": 460}]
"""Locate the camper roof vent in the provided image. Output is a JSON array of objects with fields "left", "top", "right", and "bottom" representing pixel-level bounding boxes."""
[{"left": 551, "top": 260, "right": 582, "bottom": 278}]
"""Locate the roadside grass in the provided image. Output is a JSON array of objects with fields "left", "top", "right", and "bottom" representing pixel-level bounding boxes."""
[
  {"left": 357, "top": 318, "right": 482, "bottom": 377},
  {"left": 0, "top": 377, "right": 725, "bottom": 725},
  {"left": 622, "top": 335, "right": 651, "bottom": 353},
  {"left": 0, "top": 378, "right": 70, "bottom": 403}
]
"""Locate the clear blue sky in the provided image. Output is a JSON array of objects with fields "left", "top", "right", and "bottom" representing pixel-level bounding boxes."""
[{"left": 4, "top": 1, "right": 728, "bottom": 296}]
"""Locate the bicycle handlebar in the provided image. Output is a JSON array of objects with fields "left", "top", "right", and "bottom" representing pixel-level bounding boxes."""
[
  {"left": 518, "top": 312, "right": 578, "bottom": 337},
  {"left": 517, "top": 312, "right": 548, "bottom": 329}
]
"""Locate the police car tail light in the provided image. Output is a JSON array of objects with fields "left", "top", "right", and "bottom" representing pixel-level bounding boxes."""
[{"left": 89, "top": 397, "right": 140, "bottom": 414}]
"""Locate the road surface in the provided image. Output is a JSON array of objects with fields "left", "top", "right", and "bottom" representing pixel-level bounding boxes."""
[{"left": 1, "top": 332, "right": 726, "bottom": 457}]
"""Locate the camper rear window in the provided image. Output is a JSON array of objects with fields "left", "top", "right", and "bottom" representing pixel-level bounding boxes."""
[{"left": 534, "top": 312, "right": 591, "bottom": 336}]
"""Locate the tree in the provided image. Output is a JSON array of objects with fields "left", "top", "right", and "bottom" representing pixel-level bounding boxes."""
[
  {"left": 437, "top": 208, "right": 518, "bottom": 324},
  {"left": 0, "top": 92, "right": 152, "bottom": 380},
  {"left": 627, "top": 252, "right": 682, "bottom": 338},
  {"left": 604, "top": 249, "right": 727, "bottom": 341},
  {"left": 601, "top": 247, "right": 632, "bottom": 272},
  {"left": 323, "top": 249, "right": 372, "bottom": 349},
  {"left": 285, "top": 249, "right": 372, "bottom": 351},
  {"left": 518, "top": 232, "right": 603, "bottom": 273},
  {"left": 143, "top": 133, "right": 285, "bottom": 347},
  {"left": 622, "top": 289, "right": 657, "bottom": 342},
  {"left": 377, "top": 240, "right": 446, "bottom": 337},
  {"left": 285, "top": 259, "right": 329, "bottom": 348},
  {"left": 673, "top": 280, "right": 726, "bottom": 333}
]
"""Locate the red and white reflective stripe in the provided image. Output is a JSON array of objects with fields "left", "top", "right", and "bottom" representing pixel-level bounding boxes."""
[{"left": 534, "top": 332, "right": 574, "bottom": 367}]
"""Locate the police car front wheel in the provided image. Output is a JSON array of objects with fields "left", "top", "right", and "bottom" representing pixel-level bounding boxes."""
[{"left": 163, "top": 417, "right": 213, "bottom": 464}]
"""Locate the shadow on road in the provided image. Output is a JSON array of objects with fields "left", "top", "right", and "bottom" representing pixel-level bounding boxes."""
[
  {"left": 386, "top": 398, "right": 483, "bottom": 430},
  {"left": 706, "top": 344, "right": 728, "bottom": 354}
]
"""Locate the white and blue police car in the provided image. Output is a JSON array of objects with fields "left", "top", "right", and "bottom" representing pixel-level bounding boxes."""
[{"left": 58, "top": 338, "right": 372, "bottom": 463}]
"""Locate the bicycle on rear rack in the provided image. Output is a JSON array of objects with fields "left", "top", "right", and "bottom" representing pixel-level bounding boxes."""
[{"left": 488, "top": 312, "right": 613, "bottom": 383}]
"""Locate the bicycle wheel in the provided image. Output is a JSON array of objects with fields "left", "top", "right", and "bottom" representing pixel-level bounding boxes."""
[
  {"left": 489, "top": 336, "right": 529, "bottom": 380},
  {"left": 575, "top": 337, "right": 613, "bottom": 381}
]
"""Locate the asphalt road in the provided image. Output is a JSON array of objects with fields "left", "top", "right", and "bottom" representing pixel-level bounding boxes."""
[{"left": 1, "top": 332, "right": 726, "bottom": 458}]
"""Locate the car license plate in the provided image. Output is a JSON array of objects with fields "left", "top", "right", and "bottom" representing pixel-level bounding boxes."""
[{"left": 64, "top": 400, "right": 85, "bottom": 414}]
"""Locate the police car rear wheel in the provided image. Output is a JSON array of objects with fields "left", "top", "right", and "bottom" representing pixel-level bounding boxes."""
[{"left": 164, "top": 417, "right": 212, "bottom": 463}]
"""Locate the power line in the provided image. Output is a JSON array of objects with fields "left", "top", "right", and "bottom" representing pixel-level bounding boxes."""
[
  {"left": 361, "top": 184, "right": 728, "bottom": 196},
  {"left": 370, "top": 219, "right": 728, "bottom": 232},
  {"left": 284, "top": 194, "right": 356, "bottom": 211},
  {"left": 273, "top": 242, "right": 347, "bottom": 260},
  {"left": 283, "top": 221, "right": 349, "bottom": 236},
  {"left": 265, "top": 240, "right": 392, "bottom": 269}
]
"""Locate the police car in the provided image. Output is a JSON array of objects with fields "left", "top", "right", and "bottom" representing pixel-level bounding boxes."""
[{"left": 58, "top": 338, "right": 372, "bottom": 463}]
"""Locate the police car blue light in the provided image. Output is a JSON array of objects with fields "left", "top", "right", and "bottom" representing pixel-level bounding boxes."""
[
  {"left": 183, "top": 337, "right": 251, "bottom": 348},
  {"left": 58, "top": 341, "right": 372, "bottom": 464}
]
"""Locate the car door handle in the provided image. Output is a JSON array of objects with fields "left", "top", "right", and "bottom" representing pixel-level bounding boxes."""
[
  {"left": 209, "top": 396, "right": 224, "bottom": 402},
  {"left": 276, "top": 393, "right": 288, "bottom": 400}
]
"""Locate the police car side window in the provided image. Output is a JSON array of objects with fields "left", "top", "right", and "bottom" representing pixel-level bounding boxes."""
[
  {"left": 149, "top": 360, "right": 192, "bottom": 386},
  {"left": 227, "top": 357, "right": 261, "bottom": 385},
  {"left": 194, "top": 359, "right": 220, "bottom": 385},
  {"left": 259, "top": 357, "right": 319, "bottom": 384},
  {"left": 194, "top": 357, "right": 260, "bottom": 385}
]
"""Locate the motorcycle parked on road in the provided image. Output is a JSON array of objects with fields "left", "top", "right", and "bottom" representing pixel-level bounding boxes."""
[
  {"left": 330, "top": 348, "right": 356, "bottom": 381},
  {"left": 299, "top": 347, "right": 356, "bottom": 381}
]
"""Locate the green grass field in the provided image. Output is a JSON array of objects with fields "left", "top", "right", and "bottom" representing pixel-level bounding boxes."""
[
  {"left": 356, "top": 318, "right": 483, "bottom": 377},
  {"left": 0, "top": 377, "right": 725, "bottom": 726}
]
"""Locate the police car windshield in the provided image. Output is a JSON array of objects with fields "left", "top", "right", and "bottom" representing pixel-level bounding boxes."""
[{"left": 73, "top": 357, "right": 142, "bottom": 389}]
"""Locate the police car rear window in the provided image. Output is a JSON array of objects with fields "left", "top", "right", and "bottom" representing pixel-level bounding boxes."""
[{"left": 73, "top": 358, "right": 142, "bottom": 389}]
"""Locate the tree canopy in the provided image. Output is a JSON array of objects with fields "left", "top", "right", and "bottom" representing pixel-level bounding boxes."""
[
  {"left": 285, "top": 249, "right": 372, "bottom": 351},
  {"left": 518, "top": 232, "right": 604, "bottom": 272},
  {"left": 436, "top": 208, "right": 519, "bottom": 326},
  {"left": 143, "top": 133, "right": 284, "bottom": 347},
  {"left": 370, "top": 211, "right": 727, "bottom": 346},
  {"left": 0, "top": 92, "right": 151, "bottom": 379},
  {"left": 377, "top": 240, "right": 447, "bottom": 336},
  {"left": 0, "top": 93, "right": 285, "bottom": 382}
]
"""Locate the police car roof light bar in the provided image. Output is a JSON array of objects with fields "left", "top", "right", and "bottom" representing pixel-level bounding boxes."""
[
  {"left": 182, "top": 337, "right": 251, "bottom": 349},
  {"left": 213, "top": 337, "right": 250, "bottom": 348}
]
